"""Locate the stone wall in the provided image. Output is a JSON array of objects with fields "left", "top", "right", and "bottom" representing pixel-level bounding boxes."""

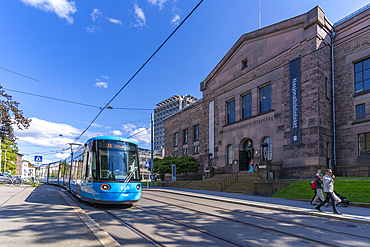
[{"left": 333, "top": 8, "right": 370, "bottom": 174}]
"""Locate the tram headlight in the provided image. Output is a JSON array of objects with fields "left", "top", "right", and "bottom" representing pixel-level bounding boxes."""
[
  {"left": 136, "top": 184, "right": 141, "bottom": 190},
  {"left": 101, "top": 184, "right": 111, "bottom": 191}
]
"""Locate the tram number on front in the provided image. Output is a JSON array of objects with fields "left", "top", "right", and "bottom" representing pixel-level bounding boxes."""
[{"left": 106, "top": 143, "right": 127, "bottom": 149}]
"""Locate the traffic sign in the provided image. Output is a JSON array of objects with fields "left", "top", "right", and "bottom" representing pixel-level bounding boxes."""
[
  {"left": 145, "top": 161, "right": 150, "bottom": 168},
  {"left": 34, "top": 156, "right": 42, "bottom": 162}
]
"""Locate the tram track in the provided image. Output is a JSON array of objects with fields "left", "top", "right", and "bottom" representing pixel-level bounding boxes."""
[
  {"left": 90, "top": 201, "right": 246, "bottom": 246},
  {"left": 139, "top": 192, "right": 367, "bottom": 247},
  {"left": 143, "top": 191, "right": 370, "bottom": 242},
  {"left": 91, "top": 197, "right": 335, "bottom": 247},
  {"left": 90, "top": 202, "right": 165, "bottom": 247}
]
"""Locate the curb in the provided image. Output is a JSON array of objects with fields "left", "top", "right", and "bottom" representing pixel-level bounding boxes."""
[{"left": 59, "top": 191, "right": 121, "bottom": 247}]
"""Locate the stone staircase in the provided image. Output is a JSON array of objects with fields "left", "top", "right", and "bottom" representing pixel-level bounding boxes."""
[{"left": 167, "top": 172, "right": 261, "bottom": 195}]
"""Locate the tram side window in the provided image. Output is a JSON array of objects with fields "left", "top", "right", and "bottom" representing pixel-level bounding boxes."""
[
  {"left": 88, "top": 152, "right": 97, "bottom": 180},
  {"left": 75, "top": 154, "right": 83, "bottom": 180},
  {"left": 82, "top": 151, "right": 89, "bottom": 179}
]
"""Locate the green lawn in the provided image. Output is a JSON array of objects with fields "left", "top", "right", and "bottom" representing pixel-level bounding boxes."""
[
  {"left": 141, "top": 181, "right": 158, "bottom": 187},
  {"left": 273, "top": 179, "right": 370, "bottom": 203}
]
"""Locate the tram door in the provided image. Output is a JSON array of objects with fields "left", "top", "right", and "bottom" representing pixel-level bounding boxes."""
[{"left": 239, "top": 139, "right": 253, "bottom": 171}]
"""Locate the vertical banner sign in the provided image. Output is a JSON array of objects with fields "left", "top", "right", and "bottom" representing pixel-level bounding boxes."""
[
  {"left": 289, "top": 57, "right": 301, "bottom": 145},
  {"left": 209, "top": 101, "right": 214, "bottom": 158}
]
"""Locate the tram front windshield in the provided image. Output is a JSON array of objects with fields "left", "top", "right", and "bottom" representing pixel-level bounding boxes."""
[{"left": 97, "top": 140, "right": 139, "bottom": 181}]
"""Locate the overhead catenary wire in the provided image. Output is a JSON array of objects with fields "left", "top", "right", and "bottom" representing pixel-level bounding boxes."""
[
  {"left": 126, "top": 126, "right": 151, "bottom": 139},
  {"left": 3, "top": 87, "right": 154, "bottom": 111},
  {"left": 0, "top": 66, "right": 107, "bottom": 105},
  {"left": 75, "top": 0, "right": 204, "bottom": 141},
  {"left": 3, "top": 87, "right": 101, "bottom": 109}
]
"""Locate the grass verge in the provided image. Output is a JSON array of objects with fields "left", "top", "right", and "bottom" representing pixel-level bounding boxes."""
[
  {"left": 272, "top": 179, "right": 370, "bottom": 203},
  {"left": 141, "top": 181, "right": 158, "bottom": 187}
]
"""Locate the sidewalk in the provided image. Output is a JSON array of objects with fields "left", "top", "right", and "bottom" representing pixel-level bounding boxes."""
[
  {"left": 144, "top": 187, "right": 370, "bottom": 225},
  {"left": 0, "top": 184, "right": 117, "bottom": 247}
]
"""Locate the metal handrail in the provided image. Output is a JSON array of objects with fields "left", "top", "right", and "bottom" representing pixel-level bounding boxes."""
[
  {"left": 176, "top": 174, "right": 193, "bottom": 188},
  {"left": 220, "top": 172, "right": 239, "bottom": 191}
]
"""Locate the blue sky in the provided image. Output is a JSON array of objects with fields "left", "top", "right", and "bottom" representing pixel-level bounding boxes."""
[{"left": 1, "top": 0, "right": 369, "bottom": 164}]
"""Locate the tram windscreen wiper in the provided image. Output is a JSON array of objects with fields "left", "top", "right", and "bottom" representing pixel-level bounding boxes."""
[{"left": 124, "top": 167, "right": 138, "bottom": 183}]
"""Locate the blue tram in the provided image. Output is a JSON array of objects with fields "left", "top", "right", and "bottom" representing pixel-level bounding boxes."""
[{"left": 39, "top": 136, "right": 141, "bottom": 204}]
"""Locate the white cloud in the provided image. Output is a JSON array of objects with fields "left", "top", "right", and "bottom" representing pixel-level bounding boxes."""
[
  {"left": 102, "top": 75, "right": 109, "bottom": 79},
  {"left": 129, "top": 3, "right": 147, "bottom": 28},
  {"left": 20, "top": 0, "right": 77, "bottom": 24},
  {"left": 91, "top": 8, "right": 102, "bottom": 21},
  {"left": 171, "top": 14, "right": 180, "bottom": 25},
  {"left": 147, "top": 0, "right": 169, "bottom": 10},
  {"left": 55, "top": 151, "right": 71, "bottom": 159},
  {"left": 122, "top": 123, "right": 150, "bottom": 145},
  {"left": 107, "top": 18, "right": 122, "bottom": 25},
  {"left": 111, "top": 130, "right": 123, "bottom": 136},
  {"left": 13, "top": 117, "right": 111, "bottom": 162},
  {"left": 14, "top": 118, "right": 81, "bottom": 155},
  {"left": 94, "top": 81, "right": 108, "bottom": 88},
  {"left": 171, "top": 5, "right": 181, "bottom": 25},
  {"left": 86, "top": 25, "right": 101, "bottom": 33}
]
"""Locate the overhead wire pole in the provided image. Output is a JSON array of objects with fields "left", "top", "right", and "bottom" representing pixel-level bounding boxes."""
[
  {"left": 259, "top": 0, "right": 261, "bottom": 29},
  {"left": 75, "top": 0, "right": 204, "bottom": 142},
  {"left": 151, "top": 113, "right": 154, "bottom": 187}
]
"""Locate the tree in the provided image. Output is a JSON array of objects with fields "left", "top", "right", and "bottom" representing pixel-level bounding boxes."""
[
  {"left": 1, "top": 139, "right": 18, "bottom": 174},
  {"left": 177, "top": 156, "right": 200, "bottom": 176},
  {"left": 0, "top": 85, "right": 31, "bottom": 142},
  {"left": 152, "top": 156, "right": 176, "bottom": 181},
  {"left": 152, "top": 156, "right": 200, "bottom": 180}
]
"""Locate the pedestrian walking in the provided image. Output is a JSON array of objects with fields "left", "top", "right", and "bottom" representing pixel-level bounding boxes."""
[
  {"left": 315, "top": 169, "right": 341, "bottom": 214},
  {"left": 248, "top": 159, "right": 254, "bottom": 173},
  {"left": 312, "top": 171, "right": 324, "bottom": 205}
]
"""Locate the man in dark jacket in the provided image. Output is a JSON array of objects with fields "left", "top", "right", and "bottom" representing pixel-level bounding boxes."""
[{"left": 312, "top": 172, "right": 324, "bottom": 205}]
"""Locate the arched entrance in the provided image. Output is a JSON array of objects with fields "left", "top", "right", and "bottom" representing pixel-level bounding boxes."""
[{"left": 239, "top": 139, "right": 253, "bottom": 171}]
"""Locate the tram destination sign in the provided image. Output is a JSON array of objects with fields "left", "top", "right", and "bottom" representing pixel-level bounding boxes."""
[
  {"left": 289, "top": 56, "right": 301, "bottom": 146},
  {"left": 105, "top": 143, "right": 127, "bottom": 150}
]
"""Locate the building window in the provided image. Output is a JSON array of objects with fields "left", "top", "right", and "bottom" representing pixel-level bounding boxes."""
[
  {"left": 174, "top": 150, "right": 178, "bottom": 157},
  {"left": 183, "top": 129, "right": 188, "bottom": 144},
  {"left": 356, "top": 104, "right": 365, "bottom": 119},
  {"left": 261, "top": 137, "right": 272, "bottom": 161},
  {"left": 260, "top": 84, "right": 271, "bottom": 113},
  {"left": 183, "top": 148, "right": 188, "bottom": 156},
  {"left": 227, "top": 145, "right": 233, "bottom": 165},
  {"left": 227, "top": 100, "right": 235, "bottom": 124},
  {"left": 242, "top": 93, "right": 252, "bottom": 118},
  {"left": 174, "top": 133, "right": 178, "bottom": 147},
  {"left": 359, "top": 133, "right": 370, "bottom": 156},
  {"left": 355, "top": 58, "right": 370, "bottom": 93},
  {"left": 242, "top": 59, "right": 248, "bottom": 70},
  {"left": 193, "top": 145, "right": 199, "bottom": 154},
  {"left": 194, "top": 124, "right": 199, "bottom": 141},
  {"left": 325, "top": 77, "right": 329, "bottom": 99}
]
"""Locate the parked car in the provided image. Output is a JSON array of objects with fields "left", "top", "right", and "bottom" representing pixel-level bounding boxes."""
[{"left": 0, "top": 173, "right": 12, "bottom": 184}]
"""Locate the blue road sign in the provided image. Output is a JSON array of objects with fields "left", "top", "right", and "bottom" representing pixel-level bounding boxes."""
[
  {"left": 145, "top": 161, "right": 150, "bottom": 168},
  {"left": 34, "top": 156, "right": 42, "bottom": 162}
]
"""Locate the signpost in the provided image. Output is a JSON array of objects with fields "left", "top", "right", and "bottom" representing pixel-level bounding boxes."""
[
  {"left": 172, "top": 164, "right": 176, "bottom": 181},
  {"left": 34, "top": 156, "right": 42, "bottom": 162}
]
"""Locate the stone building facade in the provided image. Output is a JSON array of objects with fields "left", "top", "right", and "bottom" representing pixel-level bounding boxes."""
[
  {"left": 164, "top": 5, "right": 370, "bottom": 178},
  {"left": 333, "top": 6, "right": 370, "bottom": 177}
]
